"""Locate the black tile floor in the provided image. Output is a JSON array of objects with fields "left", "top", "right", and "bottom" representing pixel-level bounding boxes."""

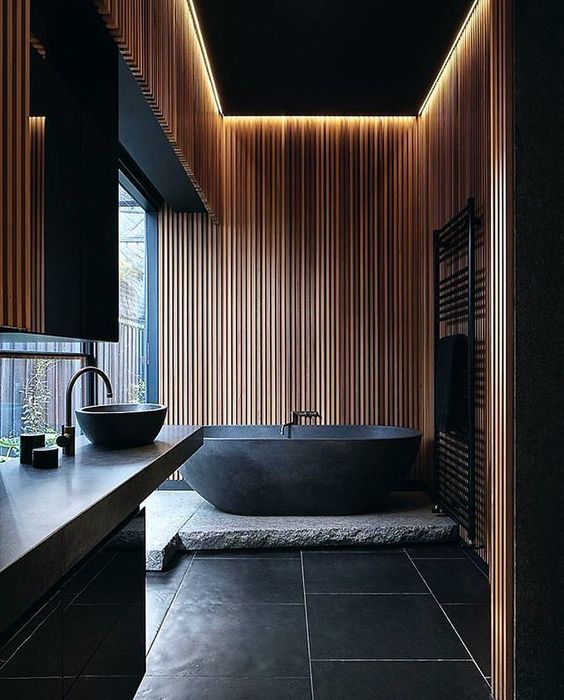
[{"left": 137, "top": 545, "right": 492, "bottom": 699}]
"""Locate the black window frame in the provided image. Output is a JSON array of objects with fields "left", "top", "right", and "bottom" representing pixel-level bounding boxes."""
[
  {"left": 117, "top": 150, "right": 162, "bottom": 404},
  {"left": 0, "top": 342, "right": 97, "bottom": 406}
]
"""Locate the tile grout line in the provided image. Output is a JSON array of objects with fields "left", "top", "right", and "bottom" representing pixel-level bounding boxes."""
[
  {"left": 305, "top": 592, "right": 430, "bottom": 596},
  {"left": 461, "top": 549, "right": 490, "bottom": 581},
  {"left": 143, "top": 674, "right": 312, "bottom": 680},
  {"left": 442, "top": 602, "right": 488, "bottom": 606},
  {"left": 302, "top": 550, "right": 408, "bottom": 555},
  {"left": 408, "top": 556, "right": 468, "bottom": 561},
  {"left": 158, "top": 602, "right": 306, "bottom": 607},
  {"left": 300, "top": 550, "right": 315, "bottom": 700},
  {"left": 195, "top": 555, "right": 299, "bottom": 560},
  {"left": 171, "top": 552, "right": 197, "bottom": 595},
  {"left": 311, "top": 658, "right": 475, "bottom": 663},
  {"left": 403, "top": 548, "right": 491, "bottom": 688},
  {"left": 146, "top": 553, "right": 196, "bottom": 657}
]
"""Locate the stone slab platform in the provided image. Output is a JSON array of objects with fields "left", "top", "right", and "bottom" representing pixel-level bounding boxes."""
[
  {"left": 142, "top": 490, "right": 204, "bottom": 570},
  {"left": 177, "top": 491, "right": 457, "bottom": 552}
]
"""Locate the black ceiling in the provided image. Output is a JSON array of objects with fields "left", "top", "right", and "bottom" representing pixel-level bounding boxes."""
[{"left": 193, "top": 0, "right": 474, "bottom": 116}]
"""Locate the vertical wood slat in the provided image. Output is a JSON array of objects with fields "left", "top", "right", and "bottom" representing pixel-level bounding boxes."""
[
  {"left": 0, "top": 0, "right": 31, "bottom": 330},
  {"left": 29, "top": 115, "right": 45, "bottom": 332},
  {"left": 489, "top": 0, "right": 513, "bottom": 697}
]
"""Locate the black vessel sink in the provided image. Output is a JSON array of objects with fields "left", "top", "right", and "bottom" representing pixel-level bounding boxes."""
[{"left": 76, "top": 403, "right": 167, "bottom": 448}]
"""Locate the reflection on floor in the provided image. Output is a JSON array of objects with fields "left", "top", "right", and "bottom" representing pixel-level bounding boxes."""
[{"left": 137, "top": 544, "right": 491, "bottom": 700}]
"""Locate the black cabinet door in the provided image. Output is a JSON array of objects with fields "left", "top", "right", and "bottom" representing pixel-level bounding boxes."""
[
  {"left": 0, "top": 509, "right": 145, "bottom": 700},
  {"left": 0, "top": 593, "right": 63, "bottom": 699},
  {"left": 62, "top": 509, "right": 146, "bottom": 700},
  {"left": 30, "top": 0, "right": 119, "bottom": 341}
]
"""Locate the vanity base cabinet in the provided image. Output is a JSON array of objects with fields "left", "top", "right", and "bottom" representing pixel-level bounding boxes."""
[{"left": 0, "top": 509, "right": 145, "bottom": 700}]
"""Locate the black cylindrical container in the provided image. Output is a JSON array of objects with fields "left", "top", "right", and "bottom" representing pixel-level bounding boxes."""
[
  {"left": 20, "top": 433, "right": 46, "bottom": 465},
  {"left": 32, "top": 446, "right": 59, "bottom": 469}
]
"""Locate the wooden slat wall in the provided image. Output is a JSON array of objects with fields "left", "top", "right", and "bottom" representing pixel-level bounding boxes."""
[
  {"left": 0, "top": 0, "right": 31, "bottom": 330},
  {"left": 41, "top": 1, "right": 510, "bottom": 693},
  {"left": 417, "top": 0, "right": 491, "bottom": 557},
  {"left": 0, "top": 4, "right": 514, "bottom": 692},
  {"left": 96, "top": 0, "right": 223, "bottom": 222},
  {"left": 158, "top": 117, "right": 430, "bottom": 475},
  {"left": 417, "top": 0, "right": 513, "bottom": 696}
]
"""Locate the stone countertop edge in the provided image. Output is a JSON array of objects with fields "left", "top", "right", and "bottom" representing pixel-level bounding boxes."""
[{"left": 0, "top": 425, "right": 202, "bottom": 637}]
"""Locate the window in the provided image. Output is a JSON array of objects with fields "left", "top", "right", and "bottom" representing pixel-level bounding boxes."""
[
  {"left": 0, "top": 343, "right": 90, "bottom": 462},
  {"left": 96, "top": 184, "right": 148, "bottom": 404},
  {"left": 0, "top": 179, "right": 156, "bottom": 464}
]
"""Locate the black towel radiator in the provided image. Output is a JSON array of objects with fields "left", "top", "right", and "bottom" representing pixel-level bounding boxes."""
[{"left": 433, "top": 198, "right": 477, "bottom": 541}]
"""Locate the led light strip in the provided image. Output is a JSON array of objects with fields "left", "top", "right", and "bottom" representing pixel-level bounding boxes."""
[
  {"left": 418, "top": 0, "right": 481, "bottom": 115},
  {"left": 223, "top": 115, "right": 416, "bottom": 120},
  {"left": 186, "top": 0, "right": 224, "bottom": 115},
  {"left": 188, "top": 0, "right": 481, "bottom": 120}
]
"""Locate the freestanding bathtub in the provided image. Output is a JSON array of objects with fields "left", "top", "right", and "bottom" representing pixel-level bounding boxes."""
[{"left": 180, "top": 425, "right": 421, "bottom": 516}]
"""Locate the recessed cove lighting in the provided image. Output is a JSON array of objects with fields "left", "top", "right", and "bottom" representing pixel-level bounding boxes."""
[{"left": 188, "top": 0, "right": 481, "bottom": 120}]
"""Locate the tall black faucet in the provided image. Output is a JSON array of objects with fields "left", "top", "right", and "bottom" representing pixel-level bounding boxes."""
[
  {"left": 280, "top": 410, "right": 321, "bottom": 437},
  {"left": 56, "top": 366, "right": 113, "bottom": 455}
]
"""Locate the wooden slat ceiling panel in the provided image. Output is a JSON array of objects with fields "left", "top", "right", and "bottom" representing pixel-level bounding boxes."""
[{"left": 96, "top": 0, "right": 223, "bottom": 222}]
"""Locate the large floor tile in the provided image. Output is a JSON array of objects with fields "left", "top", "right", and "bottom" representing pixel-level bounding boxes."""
[
  {"left": 66, "top": 676, "right": 142, "bottom": 700},
  {"left": 312, "top": 660, "right": 491, "bottom": 699},
  {"left": 135, "top": 676, "right": 311, "bottom": 699},
  {"left": 176, "top": 558, "right": 303, "bottom": 604},
  {"left": 444, "top": 604, "right": 491, "bottom": 676},
  {"left": 303, "top": 551, "right": 427, "bottom": 594},
  {"left": 413, "top": 559, "right": 489, "bottom": 604},
  {"left": 146, "top": 602, "right": 309, "bottom": 677},
  {"left": 307, "top": 594, "right": 469, "bottom": 660}
]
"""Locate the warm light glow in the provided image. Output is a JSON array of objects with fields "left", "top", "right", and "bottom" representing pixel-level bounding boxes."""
[
  {"left": 224, "top": 115, "right": 416, "bottom": 121},
  {"left": 418, "top": 0, "right": 481, "bottom": 115},
  {"left": 186, "top": 0, "right": 224, "bottom": 115},
  {"left": 188, "top": 0, "right": 481, "bottom": 121}
]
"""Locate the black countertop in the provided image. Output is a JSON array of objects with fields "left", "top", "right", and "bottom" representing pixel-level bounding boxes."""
[{"left": 0, "top": 425, "right": 202, "bottom": 634}]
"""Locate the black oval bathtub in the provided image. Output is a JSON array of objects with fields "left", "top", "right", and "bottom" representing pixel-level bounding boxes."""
[{"left": 180, "top": 425, "right": 421, "bottom": 516}]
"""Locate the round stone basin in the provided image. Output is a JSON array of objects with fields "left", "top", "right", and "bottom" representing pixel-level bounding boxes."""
[{"left": 76, "top": 403, "right": 167, "bottom": 449}]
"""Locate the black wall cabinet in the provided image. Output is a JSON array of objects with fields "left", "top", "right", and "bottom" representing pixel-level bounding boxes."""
[
  {"left": 30, "top": 0, "right": 119, "bottom": 341},
  {"left": 0, "top": 509, "right": 145, "bottom": 700}
]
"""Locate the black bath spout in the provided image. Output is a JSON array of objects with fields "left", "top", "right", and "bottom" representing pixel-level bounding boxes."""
[{"left": 280, "top": 409, "right": 321, "bottom": 437}]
